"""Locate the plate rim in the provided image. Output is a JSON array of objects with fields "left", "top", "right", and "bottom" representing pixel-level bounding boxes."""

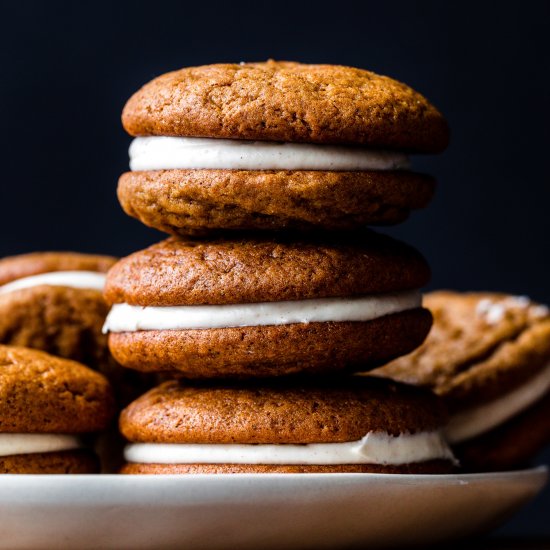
[{"left": 0, "top": 464, "right": 546, "bottom": 483}]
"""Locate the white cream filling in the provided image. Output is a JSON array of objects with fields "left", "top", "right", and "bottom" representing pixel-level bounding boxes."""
[
  {"left": 0, "top": 271, "right": 106, "bottom": 294},
  {"left": 103, "top": 290, "right": 421, "bottom": 333},
  {"left": 129, "top": 136, "right": 411, "bottom": 171},
  {"left": 124, "top": 430, "right": 454, "bottom": 466},
  {"left": 446, "top": 361, "right": 550, "bottom": 444},
  {"left": 0, "top": 434, "right": 82, "bottom": 457}
]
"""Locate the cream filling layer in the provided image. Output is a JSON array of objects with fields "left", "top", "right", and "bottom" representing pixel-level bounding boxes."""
[
  {"left": 0, "top": 434, "right": 82, "bottom": 457},
  {"left": 103, "top": 290, "right": 421, "bottom": 333},
  {"left": 124, "top": 430, "right": 454, "bottom": 466},
  {"left": 446, "top": 361, "right": 550, "bottom": 444},
  {"left": 129, "top": 136, "right": 411, "bottom": 171},
  {"left": 0, "top": 271, "right": 106, "bottom": 294}
]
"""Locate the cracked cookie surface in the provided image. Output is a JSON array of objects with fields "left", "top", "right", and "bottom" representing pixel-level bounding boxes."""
[
  {"left": 120, "top": 378, "right": 454, "bottom": 474},
  {"left": 120, "top": 61, "right": 446, "bottom": 235},
  {"left": 372, "top": 291, "right": 550, "bottom": 412},
  {"left": 108, "top": 310, "right": 432, "bottom": 378},
  {"left": 122, "top": 61, "right": 449, "bottom": 152},
  {"left": 104, "top": 233, "right": 430, "bottom": 306},
  {"left": 0, "top": 252, "right": 116, "bottom": 370},
  {"left": 104, "top": 234, "right": 432, "bottom": 376},
  {"left": 0, "top": 345, "right": 115, "bottom": 433},
  {"left": 120, "top": 377, "right": 447, "bottom": 444},
  {"left": 118, "top": 169, "right": 435, "bottom": 236}
]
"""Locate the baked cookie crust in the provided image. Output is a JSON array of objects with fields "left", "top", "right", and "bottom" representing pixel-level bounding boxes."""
[
  {"left": 122, "top": 61, "right": 449, "bottom": 153},
  {"left": 118, "top": 169, "right": 435, "bottom": 236}
]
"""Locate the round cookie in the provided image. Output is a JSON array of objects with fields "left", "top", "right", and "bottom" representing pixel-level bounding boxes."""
[
  {"left": 454, "top": 393, "right": 550, "bottom": 472},
  {"left": 0, "top": 451, "right": 99, "bottom": 475},
  {"left": 372, "top": 291, "right": 550, "bottom": 470},
  {"left": 117, "top": 168, "right": 436, "bottom": 237},
  {"left": 0, "top": 251, "right": 117, "bottom": 370},
  {"left": 119, "top": 377, "right": 455, "bottom": 474},
  {"left": 119, "top": 61, "right": 447, "bottom": 236},
  {"left": 122, "top": 61, "right": 448, "bottom": 151},
  {"left": 103, "top": 233, "right": 433, "bottom": 378},
  {"left": 0, "top": 345, "right": 115, "bottom": 474}
]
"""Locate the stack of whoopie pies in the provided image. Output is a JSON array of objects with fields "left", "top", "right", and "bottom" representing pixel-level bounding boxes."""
[
  {"left": 104, "top": 60, "right": 458, "bottom": 474},
  {"left": 0, "top": 252, "right": 152, "bottom": 473}
]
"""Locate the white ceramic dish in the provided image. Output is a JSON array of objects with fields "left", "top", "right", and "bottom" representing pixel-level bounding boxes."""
[{"left": 1, "top": 466, "right": 546, "bottom": 549}]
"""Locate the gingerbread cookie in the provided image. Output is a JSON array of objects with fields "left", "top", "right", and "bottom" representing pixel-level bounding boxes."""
[
  {"left": 0, "top": 251, "right": 116, "bottom": 370},
  {"left": 373, "top": 291, "right": 550, "bottom": 470},
  {"left": 103, "top": 233, "right": 432, "bottom": 378},
  {"left": 118, "top": 61, "right": 447, "bottom": 235},
  {"left": 0, "top": 345, "right": 114, "bottom": 473},
  {"left": 120, "top": 377, "right": 455, "bottom": 474}
]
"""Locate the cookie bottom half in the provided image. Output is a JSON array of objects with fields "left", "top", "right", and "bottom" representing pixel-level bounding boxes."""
[
  {"left": 454, "top": 393, "right": 550, "bottom": 472},
  {"left": 121, "top": 459, "right": 454, "bottom": 475},
  {"left": 118, "top": 170, "right": 435, "bottom": 236},
  {"left": 108, "top": 308, "right": 432, "bottom": 377},
  {"left": 0, "top": 449, "right": 100, "bottom": 474}
]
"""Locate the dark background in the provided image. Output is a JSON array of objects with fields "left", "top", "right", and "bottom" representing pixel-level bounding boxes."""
[{"left": 1, "top": 0, "right": 548, "bottom": 538}]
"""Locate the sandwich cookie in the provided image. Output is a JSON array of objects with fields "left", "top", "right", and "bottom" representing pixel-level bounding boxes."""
[
  {"left": 119, "top": 377, "right": 456, "bottom": 474},
  {"left": 119, "top": 61, "right": 448, "bottom": 235},
  {"left": 0, "top": 345, "right": 114, "bottom": 473},
  {"left": 103, "top": 233, "right": 432, "bottom": 378},
  {"left": 373, "top": 291, "right": 550, "bottom": 470},
  {"left": 0, "top": 252, "right": 116, "bottom": 370}
]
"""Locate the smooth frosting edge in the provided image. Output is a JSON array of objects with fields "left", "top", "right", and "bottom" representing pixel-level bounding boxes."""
[
  {"left": 0, "top": 271, "right": 106, "bottom": 294},
  {"left": 124, "top": 430, "right": 455, "bottom": 466},
  {"left": 0, "top": 434, "right": 82, "bottom": 457},
  {"left": 129, "top": 136, "right": 411, "bottom": 171},
  {"left": 103, "top": 290, "right": 422, "bottom": 333}
]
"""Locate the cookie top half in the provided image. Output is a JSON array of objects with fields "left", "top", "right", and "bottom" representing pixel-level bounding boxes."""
[
  {"left": 122, "top": 61, "right": 449, "bottom": 153},
  {"left": 0, "top": 345, "right": 115, "bottom": 433},
  {"left": 373, "top": 291, "right": 550, "bottom": 410},
  {"left": 120, "top": 377, "right": 447, "bottom": 444},
  {"left": 0, "top": 252, "right": 117, "bottom": 286},
  {"left": 104, "top": 233, "right": 430, "bottom": 306}
]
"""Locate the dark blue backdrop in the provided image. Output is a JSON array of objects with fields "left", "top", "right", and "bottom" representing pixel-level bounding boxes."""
[{"left": 1, "top": 0, "right": 548, "bottom": 537}]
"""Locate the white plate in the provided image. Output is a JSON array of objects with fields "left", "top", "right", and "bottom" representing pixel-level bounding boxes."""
[{"left": 1, "top": 467, "right": 547, "bottom": 549}]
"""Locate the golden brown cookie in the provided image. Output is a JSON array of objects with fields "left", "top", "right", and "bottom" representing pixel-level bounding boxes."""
[
  {"left": 117, "top": 169, "right": 436, "bottom": 237},
  {"left": 0, "top": 345, "right": 115, "bottom": 474},
  {"left": 120, "top": 377, "right": 455, "bottom": 474},
  {"left": 108, "top": 311, "right": 432, "bottom": 377},
  {"left": 119, "top": 61, "right": 447, "bottom": 236},
  {"left": 0, "top": 450, "right": 99, "bottom": 474},
  {"left": 104, "top": 234, "right": 429, "bottom": 306},
  {"left": 0, "top": 345, "right": 114, "bottom": 432},
  {"left": 0, "top": 286, "right": 111, "bottom": 370},
  {"left": 0, "top": 251, "right": 117, "bottom": 370},
  {"left": 454, "top": 393, "right": 550, "bottom": 472},
  {"left": 122, "top": 61, "right": 449, "bottom": 151},
  {"left": 121, "top": 378, "right": 446, "bottom": 443},
  {"left": 120, "top": 461, "right": 453, "bottom": 475},
  {"left": 104, "top": 234, "right": 432, "bottom": 377},
  {"left": 372, "top": 291, "right": 550, "bottom": 469}
]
